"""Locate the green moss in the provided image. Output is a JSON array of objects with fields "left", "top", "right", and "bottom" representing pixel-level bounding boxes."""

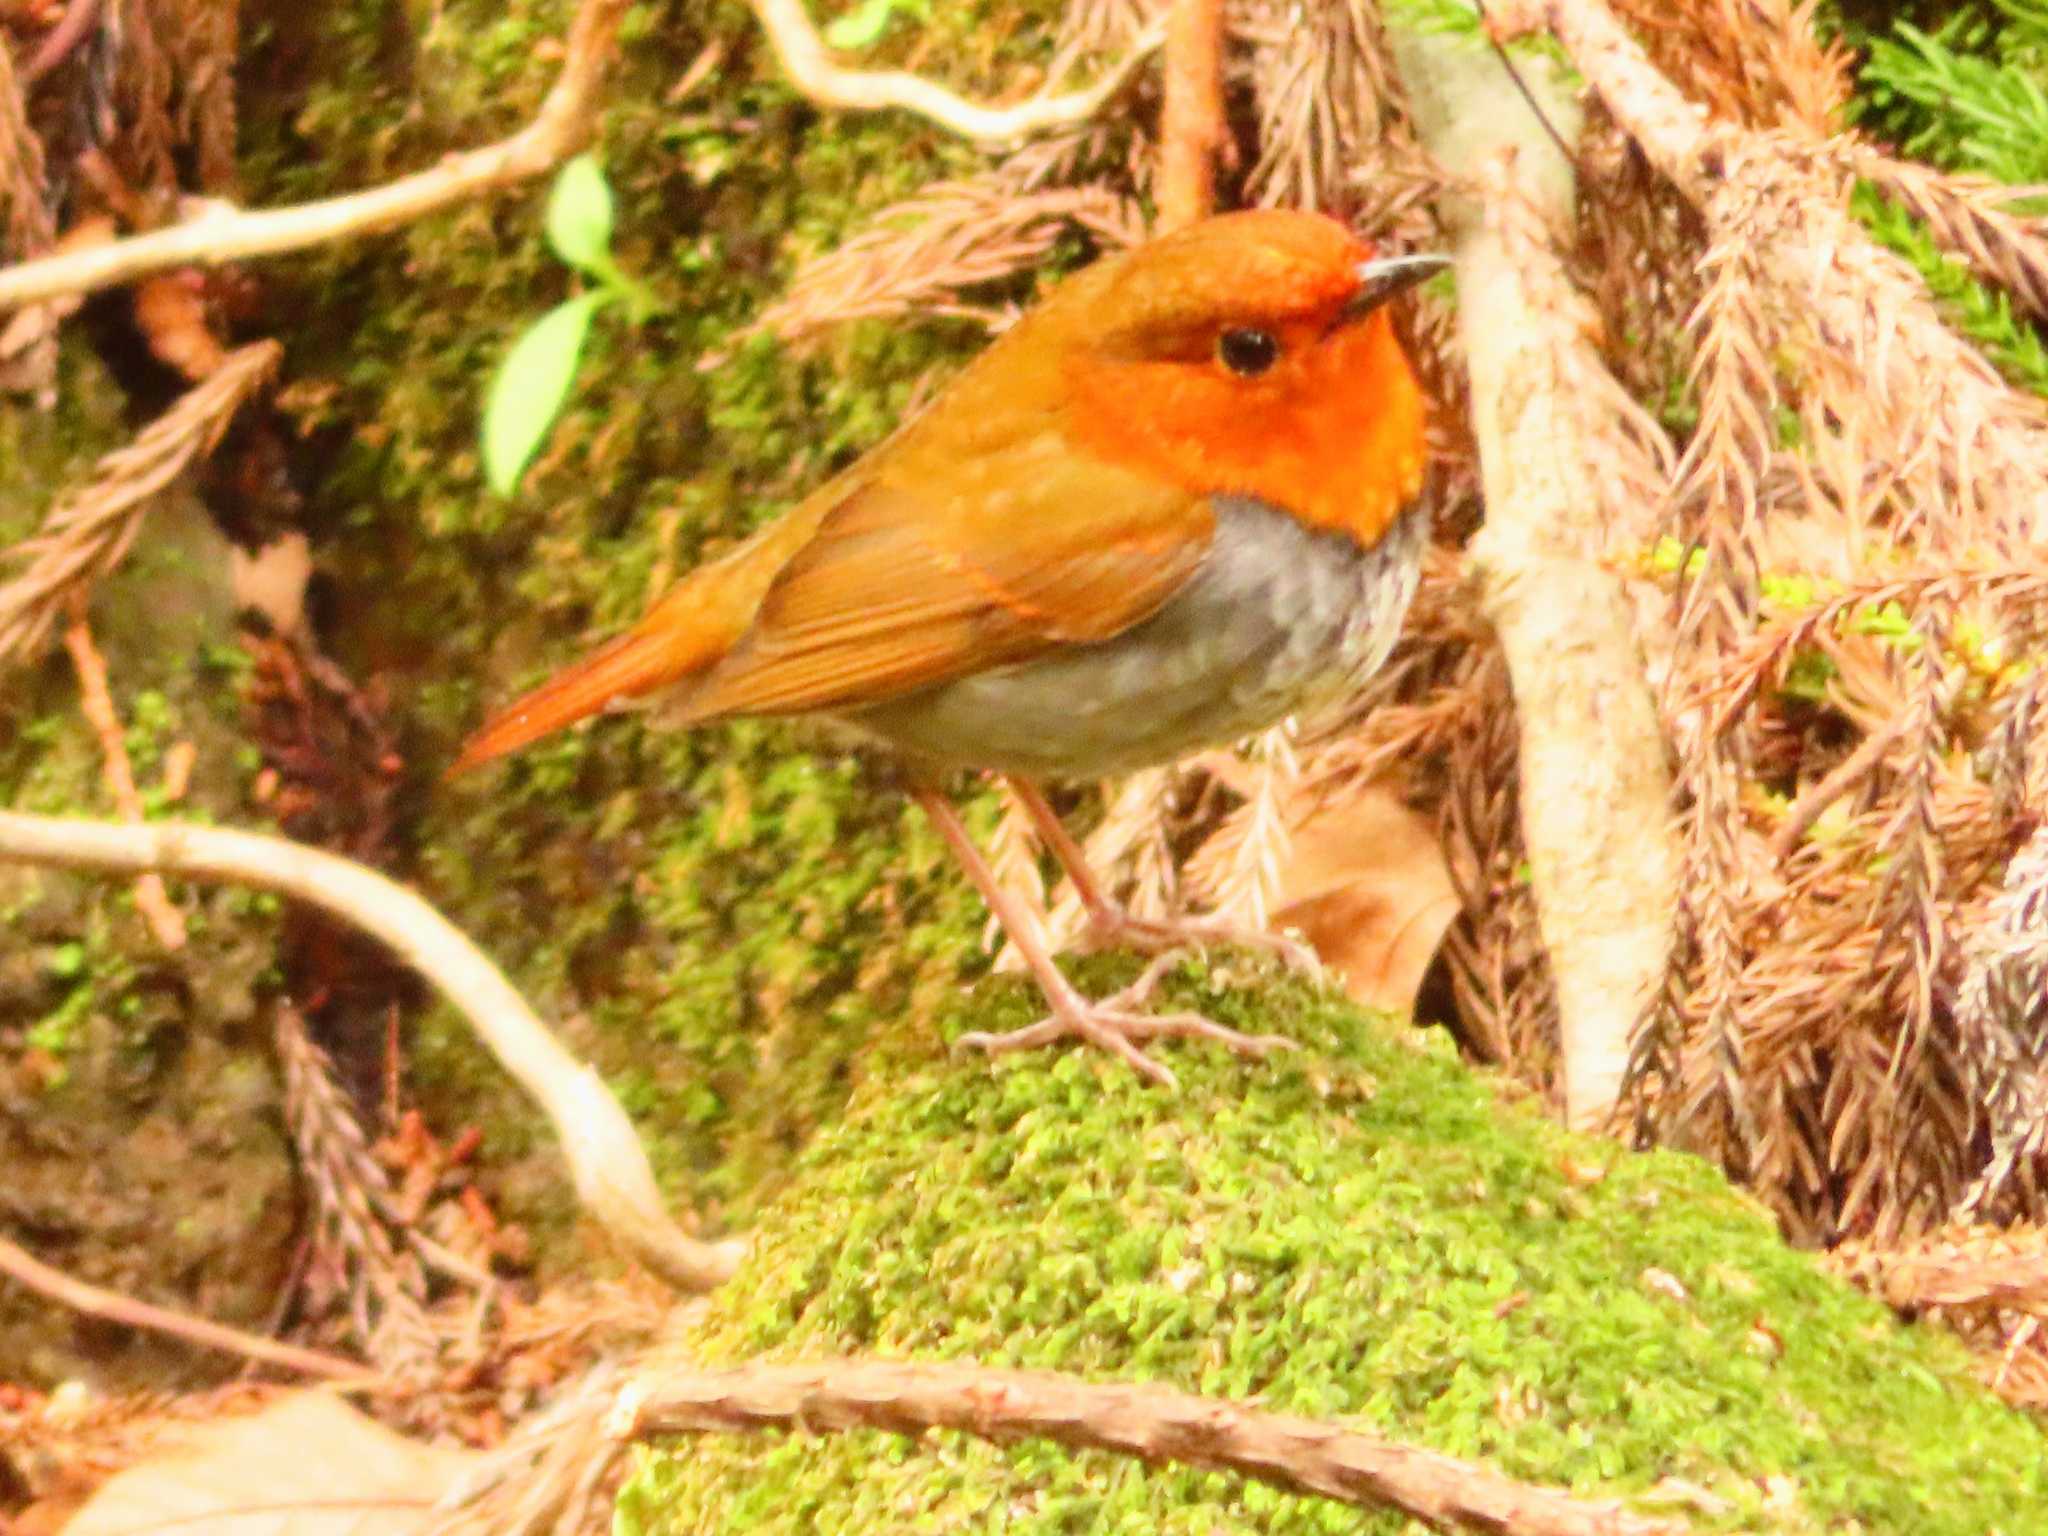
[{"left": 619, "top": 981, "right": 2048, "bottom": 1533}]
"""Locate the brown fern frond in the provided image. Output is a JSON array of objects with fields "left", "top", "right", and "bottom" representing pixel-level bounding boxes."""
[
  {"left": 1040, "top": 766, "right": 1180, "bottom": 953},
  {"left": 169, "top": 0, "right": 240, "bottom": 192},
  {"left": 1236, "top": 0, "right": 1419, "bottom": 221},
  {"left": 112, "top": 0, "right": 178, "bottom": 196},
  {"left": 1183, "top": 721, "right": 1297, "bottom": 932},
  {"left": 986, "top": 778, "right": 1050, "bottom": 971},
  {"left": 1850, "top": 149, "right": 2048, "bottom": 321},
  {"left": 733, "top": 175, "right": 1142, "bottom": 354},
  {"left": 1060, "top": 0, "right": 1166, "bottom": 55},
  {"left": 1847, "top": 650, "right": 1958, "bottom": 1238},
  {"left": 1577, "top": 107, "right": 1707, "bottom": 411},
  {"left": 1958, "top": 820, "right": 2048, "bottom": 1221},
  {"left": 1604, "top": 0, "right": 1850, "bottom": 135},
  {"left": 0, "top": 338, "right": 280, "bottom": 663},
  {"left": 276, "top": 1005, "right": 439, "bottom": 1374},
  {"left": 0, "top": 44, "right": 54, "bottom": 259}
]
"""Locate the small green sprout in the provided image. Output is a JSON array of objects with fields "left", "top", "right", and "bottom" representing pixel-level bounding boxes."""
[
  {"left": 822, "top": 0, "right": 929, "bottom": 51},
  {"left": 481, "top": 154, "right": 659, "bottom": 497}
]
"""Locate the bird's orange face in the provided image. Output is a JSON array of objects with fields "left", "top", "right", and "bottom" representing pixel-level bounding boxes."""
[{"left": 1059, "top": 211, "right": 1435, "bottom": 548}]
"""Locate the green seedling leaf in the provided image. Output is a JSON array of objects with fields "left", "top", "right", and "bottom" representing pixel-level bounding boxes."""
[
  {"left": 546, "top": 154, "right": 616, "bottom": 276},
  {"left": 482, "top": 290, "right": 611, "bottom": 497},
  {"left": 824, "top": 0, "right": 926, "bottom": 50}
]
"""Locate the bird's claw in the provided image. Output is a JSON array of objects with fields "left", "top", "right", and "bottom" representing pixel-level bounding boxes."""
[
  {"left": 1077, "top": 907, "right": 1324, "bottom": 984},
  {"left": 956, "top": 952, "right": 1294, "bottom": 1090}
]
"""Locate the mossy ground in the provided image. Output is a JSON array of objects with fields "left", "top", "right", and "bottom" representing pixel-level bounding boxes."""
[{"left": 622, "top": 974, "right": 2048, "bottom": 1533}]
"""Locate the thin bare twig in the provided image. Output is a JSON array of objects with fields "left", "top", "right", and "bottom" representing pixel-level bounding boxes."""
[
  {"left": 747, "top": 0, "right": 1164, "bottom": 145},
  {"left": 1768, "top": 716, "right": 1907, "bottom": 862},
  {"left": 0, "top": 811, "right": 744, "bottom": 1295},
  {"left": 61, "top": 605, "right": 188, "bottom": 950},
  {"left": 0, "top": 0, "right": 632, "bottom": 312},
  {"left": 24, "top": 0, "right": 105, "bottom": 84},
  {"left": 0, "top": 1232, "right": 371, "bottom": 1382},
  {"left": 0, "top": 42, "right": 54, "bottom": 259}
]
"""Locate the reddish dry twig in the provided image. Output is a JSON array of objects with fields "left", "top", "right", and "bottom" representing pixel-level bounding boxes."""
[
  {"left": 23, "top": 0, "right": 104, "bottom": 84},
  {"left": 618, "top": 1358, "right": 1684, "bottom": 1536},
  {"left": 60, "top": 603, "right": 187, "bottom": 951},
  {"left": 1157, "top": 0, "right": 1225, "bottom": 231},
  {"left": 0, "top": 1233, "right": 372, "bottom": 1383}
]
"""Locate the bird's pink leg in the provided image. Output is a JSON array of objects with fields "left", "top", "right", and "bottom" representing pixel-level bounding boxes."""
[
  {"left": 1003, "top": 777, "right": 1322, "bottom": 978},
  {"left": 913, "top": 787, "right": 1290, "bottom": 1090}
]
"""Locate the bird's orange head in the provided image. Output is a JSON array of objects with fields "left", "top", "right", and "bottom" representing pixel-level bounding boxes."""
[{"left": 1049, "top": 209, "right": 1442, "bottom": 547}]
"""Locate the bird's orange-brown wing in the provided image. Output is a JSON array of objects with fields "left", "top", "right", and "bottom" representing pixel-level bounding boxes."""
[
  {"left": 451, "top": 430, "right": 1211, "bottom": 768},
  {"left": 448, "top": 496, "right": 837, "bottom": 771},
  {"left": 680, "top": 427, "right": 1213, "bottom": 720}
]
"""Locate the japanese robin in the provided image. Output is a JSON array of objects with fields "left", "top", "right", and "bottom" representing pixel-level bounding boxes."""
[{"left": 454, "top": 209, "right": 1444, "bottom": 1087}]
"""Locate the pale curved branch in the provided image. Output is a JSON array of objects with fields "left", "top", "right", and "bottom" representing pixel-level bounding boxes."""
[
  {"left": 1388, "top": 17, "right": 1680, "bottom": 1131},
  {"left": 0, "top": 811, "right": 743, "bottom": 1294},
  {"left": 0, "top": 0, "right": 632, "bottom": 313},
  {"left": 432, "top": 1354, "right": 1688, "bottom": 1536},
  {"left": 747, "top": 0, "right": 1164, "bottom": 144}
]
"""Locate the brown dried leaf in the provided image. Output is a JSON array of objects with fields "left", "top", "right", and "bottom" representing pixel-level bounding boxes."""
[
  {"left": 134, "top": 272, "right": 230, "bottom": 382},
  {"left": 1269, "top": 784, "right": 1457, "bottom": 1014},
  {"left": 60, "top": 1393, "right": 478, "bottom": 1536}
]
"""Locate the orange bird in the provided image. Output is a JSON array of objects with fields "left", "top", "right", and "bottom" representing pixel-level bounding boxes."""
[{"left": 455, "top": 210, "right": 1442, "bottom": 1087}]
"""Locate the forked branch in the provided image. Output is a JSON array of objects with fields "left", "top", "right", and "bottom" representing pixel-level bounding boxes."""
[{"left": 0, "top": 0, "right": 633, "bottom": 312}]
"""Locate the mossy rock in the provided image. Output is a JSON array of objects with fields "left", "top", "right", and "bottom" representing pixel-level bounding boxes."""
[{"left": 619, "top": 969, "right": 2048, "bottom": 1533}]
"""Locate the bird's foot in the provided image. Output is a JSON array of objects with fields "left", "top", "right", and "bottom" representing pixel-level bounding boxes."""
[
  {"left": 1078, "top": 906, "right": 1323, "bottom": 982},
  {"left": 956, "top": 953, "right": 1294, "bottom": 1090}
]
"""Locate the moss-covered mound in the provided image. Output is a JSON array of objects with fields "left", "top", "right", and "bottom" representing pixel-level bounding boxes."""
[{"left": 618, "top": 972, "right": 2048, "bottom": 1533}]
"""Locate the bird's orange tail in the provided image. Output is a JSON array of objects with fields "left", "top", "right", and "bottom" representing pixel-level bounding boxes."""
[{"left": 449, "top": 627, "right": 692, "bottom": 774}]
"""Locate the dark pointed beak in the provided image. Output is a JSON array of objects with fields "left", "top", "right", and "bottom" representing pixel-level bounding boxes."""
[{"left": 1340, "top": 253, "right": 1452, "bottom": 323}]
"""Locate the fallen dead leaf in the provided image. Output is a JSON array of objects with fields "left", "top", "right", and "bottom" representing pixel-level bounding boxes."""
[
  {"left": 59, "top": 1393, "right": 478, "bottom": 1536},
  {"left": 1267, "top": 782, "right": 1458, "bottom": 1013}
]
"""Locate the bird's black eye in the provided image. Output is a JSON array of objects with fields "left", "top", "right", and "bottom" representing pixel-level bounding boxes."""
[{"left": 1217, "top": 327, "right": 1279, "bottom": 377}]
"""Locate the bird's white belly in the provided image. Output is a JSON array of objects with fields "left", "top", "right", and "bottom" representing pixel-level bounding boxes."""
[{"left": 845, "top": 496, "right": 1427, "bottom": 778}]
